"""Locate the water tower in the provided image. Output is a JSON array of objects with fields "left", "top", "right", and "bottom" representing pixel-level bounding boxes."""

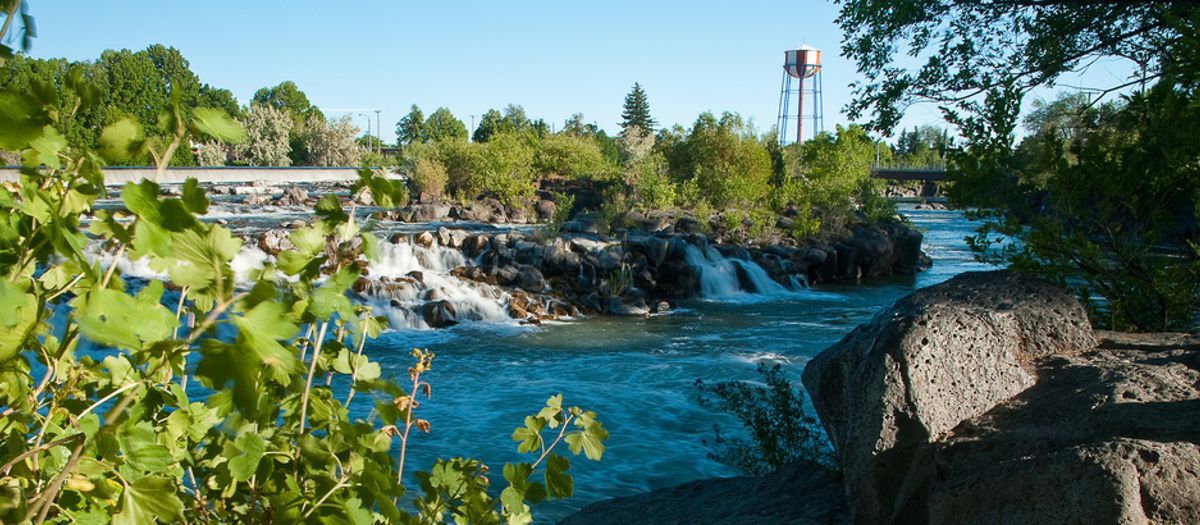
[{"left": 776, "top": 45, "right": 824, "bottom": 145}]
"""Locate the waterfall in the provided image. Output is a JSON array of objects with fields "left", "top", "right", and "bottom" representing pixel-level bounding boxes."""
[
  {"left": 683, "top": 245, "right": 792, "bottom": 298},
  {"left": 360, "top": 237, "right": 515, "bottom": 329}
]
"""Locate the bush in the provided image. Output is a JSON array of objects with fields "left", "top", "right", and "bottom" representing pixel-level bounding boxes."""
[
  {"left": 409, "top": 155, "right": 449, "bottom": 199},
  {"left": 534, "top": 133, "right": 611, "bottom": 181},
  {"left": 695, "top": 364, "right": 835, "bottom": 476},
  {"left": 627, "top": 152, "right": 675, "bottom": 210},
  {"left": 0, "top": 83, "right": 606, "bottom": 524}
]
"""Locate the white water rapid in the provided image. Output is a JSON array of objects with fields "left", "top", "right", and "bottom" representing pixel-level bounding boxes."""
[{"left": 683, "top": 244, "right": 792, "bottom": 298}]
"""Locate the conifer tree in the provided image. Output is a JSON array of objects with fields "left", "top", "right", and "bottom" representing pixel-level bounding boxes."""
[{"left": 620, "top": 82, "right": 656, "bottom": 136}]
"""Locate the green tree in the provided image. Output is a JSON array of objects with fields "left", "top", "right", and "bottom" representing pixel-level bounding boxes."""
[
  {"left": 620, "top": 82, "right": 655, "bottom": 136},
  {"left": 670, "top": 112, "right": 771, "bottom": 209},
  {"left": 473, "top": 104, "right": 539, "bottom": 142},
  {"left": 251, "top": 80, "right": 322, "bottom": 124},
  {"left": 837, "top": 0, "right": 1199, "bottom": 132},
  {"left": 424, "top": 106, "right": 467, "bottom": 142},
  {"left": 301, "top": 114, "right": 361, "bottom": 166},
  {"left": 533, "top": 133, "right": 609, "bottom": 181},
  {"left": 395, "top": 104, "right": 426, "bottom": 146},
  {"left": 234, "top": 103, "right": 293, "bottom": 166}
]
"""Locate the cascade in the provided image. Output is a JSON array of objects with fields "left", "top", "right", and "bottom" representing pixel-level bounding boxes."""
[{"left": 683, "top": 244, "right": 792, "bottom": 298}]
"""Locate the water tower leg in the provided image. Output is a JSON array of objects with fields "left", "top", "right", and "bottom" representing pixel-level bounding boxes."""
[{"left": 797, "top": 75, "right": 806, "bottom": 143}]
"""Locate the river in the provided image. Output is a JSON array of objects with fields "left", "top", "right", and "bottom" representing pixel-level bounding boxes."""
[{"left": 357, "top": 207, "right": 990, "bottom": 521}]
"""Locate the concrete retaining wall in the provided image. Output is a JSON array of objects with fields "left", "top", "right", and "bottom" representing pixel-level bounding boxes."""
[{"left": 0, "top": 166, "right": 375, "bottom": 185}]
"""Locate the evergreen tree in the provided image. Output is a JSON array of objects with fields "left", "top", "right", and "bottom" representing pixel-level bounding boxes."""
[
  {"left": 620, "top": 82, "right": 656, "bottom": 136},
  {"left": 396, "top": 104, "right": 427, "bottom": 145}
]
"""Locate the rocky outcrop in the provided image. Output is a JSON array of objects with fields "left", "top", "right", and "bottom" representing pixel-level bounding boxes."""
[
  {"left": 559, "top": 461, "right": 848, "bottom": 525},
  {"left": 802, "top": 270, "right": 1200, "bottom": 524}
]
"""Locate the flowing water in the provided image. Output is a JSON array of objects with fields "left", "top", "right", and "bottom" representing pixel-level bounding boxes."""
[{"left": 354, "top": 207, "right": 990, "bottom": 521}]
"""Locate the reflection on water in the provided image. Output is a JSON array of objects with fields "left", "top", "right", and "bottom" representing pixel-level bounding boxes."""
[{"left": 356, "top": 208, "right": 989, "bottom": 522}]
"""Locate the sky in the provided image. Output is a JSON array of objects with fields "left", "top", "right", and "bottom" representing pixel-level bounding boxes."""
[{"left": 28, "top": 1, "right": 1138, "bottom": 144}]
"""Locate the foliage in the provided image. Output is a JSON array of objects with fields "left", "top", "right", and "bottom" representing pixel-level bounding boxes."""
[
  {"left": 626, "top": 152, "right": 674, "bottom": 211},
  {"left": 193, "top": 141, "right": 227, "bottom": 166},
  {"left": 695, "top": 364, "right": 835, "bottom": 476},
  {"left": 615, "top": 126, "right": 653, "bottom": 165},
  {"left": 667, "top": 112, "right": 772, "bottom": 209},
  {"left": 396, "top": 104, "right": 426, "bottom": 146},
  {"left": 301, "top": 114, "right": 362, "bottom": 167},
  {"left": 545, "top": 191, "right": 575, "bottom": 234},
  {"left": 0, "top": 77, "right": 605, "bottom": 524},
  {"left": 437, "top": 133, "right": 536, "bottom": 205},
  {"left": 561, "top": 114, "right": 619, "bottom": 164},
  {"left": 619, "top": 83, "right": 655, "bottom": 136},
  {"left": 962, "top": 81, "right": 1200, "bottom": 331},
  {"left": 782, "top": 125, "right": 893, "bottom": 237},
  {"left": 533, "top": 133, "right": 610, "bottom": 181},
  {"left": 234, "top": 103, "right": 294, "bottom": 166},
  {"left": 836, "top": 0, "right": 1200, "bottom": 132},
  {"left": 408, "top": 152, "right": 449, "bottom": 199},
  {"left": 473, "top": 105, "right": 546, "bottom": 143},
  {"left": 251, "top": 80, "right": 322, "bottom": 126},
  {"left": 424, "top": 107, "right": 468, "bottom": 143}
]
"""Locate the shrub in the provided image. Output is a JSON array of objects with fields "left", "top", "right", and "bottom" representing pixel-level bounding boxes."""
[
  {"left": 533, "top": 133, "right": 610, "bottom": 181},
  {"left": 409, "top": 155, "right": 449, "bottom": 199},
  {"left": 0, "top": 83, "right": 606, "bottom": 524},
  {"left": 695, "top": 364, "right": 835, "bottom": 476},
  {"left": 627, "top": 152, "right": 675, "bottom": 210}
]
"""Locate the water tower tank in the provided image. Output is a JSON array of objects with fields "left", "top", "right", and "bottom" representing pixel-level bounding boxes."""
[{"left": 784, "top": 45, "right": 821, "bottom": 79}]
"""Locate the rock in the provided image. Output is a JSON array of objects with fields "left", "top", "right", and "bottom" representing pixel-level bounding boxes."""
[
  {"left": 559, "top": 461, "right": 847, "bottom": 525},
  {"left": 257, "top": 228, "right": 293, "bottom": 255},
  {"left": 463, "top": 234, "right": 490, "bottom": 259},
  {"left": 406, "top": 271, "right": 424, "bottom": 284},
  {"left": 802, "top": 270, "right": 1097, "bottom": 523},
  {"left": 437, "top": 227, "right": 469, "bottom": 248},
  {"left": 244, "top": 194, "right": 271, "bottom": 207},
  {"left": 490, "top": 265, "right": 519, "bottom": 286},
  {"left": 652, "top": 301, "right": 670, "bottom": 314},
  {"left": 233, "top": 185, "right": 272, "bottom": 196},
  {"left": 421, "top": 300, "right": 457, "bottom": 328},
  {"left": 535, "top": 199, "right": 557, "bottom": 221},
  {"left": 514, "top": 265, "right": 544, "bottom": 293},
  {"left": 913, "top": 339, "right": 1200, "bottom": 524},
  {"left": 275, "top": 186, "right": 309, "bottom": 206},
  {"left": 562, "top": 213, "right": 599, "bottom": 234},
  {"left": 409, "top": 203, "right": 452, "bottom": 222},
  {"left": 604, "top": 297, "right": 649, "bottom": 316},
  {"left": 414, "top": 231, "right": 435, "bottom": 248}
]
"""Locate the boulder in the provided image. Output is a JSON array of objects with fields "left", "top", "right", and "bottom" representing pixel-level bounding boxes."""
[
  {"left": 275, "top": 186, "right": 309, "bottom": 206},
  {"left": 414, "top": 231, "right": 435, "bottom": 248},
  {"left": 421, "top": 300, "right": 458, "bottom": 328},
  {"left": 912, "top": 335, "right": 1200, "bottom": 524},
  {"left": 535, "top": 199, "right": 557, "bottom": 222},
  {"left": 257, "top": 228, "right": 294, "bottom": 255},
  {"left": 802, "top": 270, "right": 1096, "bottom": 523},
  {"left": 514, "top": 264, "right": 545, "bottom": 293}
]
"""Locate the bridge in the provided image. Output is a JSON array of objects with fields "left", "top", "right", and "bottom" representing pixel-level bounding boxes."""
[{"left": 869, "top": 163, "right": 948, "bottom": 200}]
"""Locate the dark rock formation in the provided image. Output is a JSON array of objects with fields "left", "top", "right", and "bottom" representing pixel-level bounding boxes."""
[
  {"left": 559, "top": 461, "right": 848, "bottom": 525},
  {"left": 802, "top": 270, "right": 1199, "bottom": 524}
]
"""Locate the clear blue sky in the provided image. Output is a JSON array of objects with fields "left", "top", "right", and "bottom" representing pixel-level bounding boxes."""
[{"left": 30, "top": 1, "right": 1133, "bottom": 143}]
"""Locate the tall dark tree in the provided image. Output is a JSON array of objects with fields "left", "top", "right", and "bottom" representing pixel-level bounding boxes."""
[
  {"left": 620, "top": 82, "right": 655, "bottom": 136},
  {"left": 395, "top": 104, "right": 426, "bottom": 146}
]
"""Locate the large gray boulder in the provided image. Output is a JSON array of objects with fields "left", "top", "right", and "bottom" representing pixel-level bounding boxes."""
[
  {"left": 912, "top": 336, "right": 1200, "bottom": 524},
  {"left": 801, "top": 270, "right": 1096, "bottom": 523}
]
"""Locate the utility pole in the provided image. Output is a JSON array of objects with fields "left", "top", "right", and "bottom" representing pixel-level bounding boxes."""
[{"left": 374, "top": 109, "right": 382, "bottom": 155}]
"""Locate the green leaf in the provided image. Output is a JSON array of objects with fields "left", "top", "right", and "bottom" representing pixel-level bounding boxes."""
[
  {"left": 544, "top": 454, "right": 573, "bottom": 499},
  {"left": 191, "top": 107, "right": 246, "bottom": 143},
  {"left": 112, "top": 476, "right": 184, "bottom": 525},
  {"left": 119, "top": 422, "right": 173, "bottom": 473},
  {"left": 77, "top": 286, "right": 176, "bottom": 352},
  {"left": 230, "top": 300, "right": 298, "bottom": 385},
  {"left": 228, "top": 433, "right": 265, "bottom": 482},
  {"left": 0, "top": 280, "right": 38, "bottom": 363},
  {"left": 314, "top": 194, "right": 348, "bottom": 225},
  {"left": 537, "top": 394, "right": 563, "bottom": 428},
  {"left": 22, "top": 125, "right": 67, "bottom": 169},
  {"left": 511, "top": 416, "right": 545, "bottom": 454},
  {"left": 310, "top": 267, "right": 357, "bottom": 320},
  {"left": 99, "top": 118, "right": 145, "bottom": 163},
  {"left": 564, "top": 418, "right": 607, "bottom": 462},
  {"left": 0, "top": 90, "right": 50, "bottom": 150},
  {"left": 181, "top": 178, "right": 209, "bottom": 215}
]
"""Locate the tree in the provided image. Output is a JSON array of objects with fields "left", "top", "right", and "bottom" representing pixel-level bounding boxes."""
[
  {"left": 837, "top": 0, "right": 1200, "bottom": 132},
  {"left": 533, "top": 133, "right": 609, "bottom": 180},
  {"left": 472, "top": 104, "right": 538, "bottom": 142},
  {"left": 620, "top": 82, "right": 655, "bottom": 136},
  {"left": 424, "top": 107, "right": 467, "bottom": 142},
  {"left": 395, "top": 104, "right": 426, "bottom": 146},
  {"left": 251, "top": 80, "right": 322, "bottom": 124},
  {"left": 235, "top": 103, "right": 293, "bottom": 166},
  {"left": 301, "top": 114, "right": 360, "bottom": 166}
]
